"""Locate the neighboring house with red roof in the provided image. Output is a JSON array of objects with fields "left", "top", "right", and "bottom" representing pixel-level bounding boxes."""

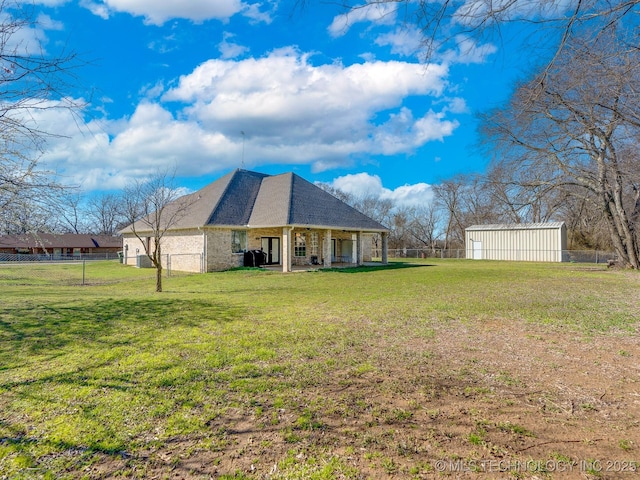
[
  {"left": 0, "top": 233, "right": 122, "bottom": 258},
  {"left": 120, "top": 169, "right": 390, "bottom": 273}
]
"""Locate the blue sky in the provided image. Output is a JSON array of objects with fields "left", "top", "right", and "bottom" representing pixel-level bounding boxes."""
[{"left": 20, "top": 0, "right": 534, "bottom": 207}]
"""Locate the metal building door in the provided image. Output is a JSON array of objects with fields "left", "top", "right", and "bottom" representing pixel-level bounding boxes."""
[{"left": 473, "top": 240, "right": 482, "bottom": 260}]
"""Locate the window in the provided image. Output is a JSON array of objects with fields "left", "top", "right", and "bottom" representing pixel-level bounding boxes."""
[
  {"left": 309, "top": 232, "right": 318, "bottom": 256},
  {"left": 231, "top": 230, "right": 247, "bottom": 253},
  {"left": 294, "top": 232, "right": 306, "bottom": 257}
]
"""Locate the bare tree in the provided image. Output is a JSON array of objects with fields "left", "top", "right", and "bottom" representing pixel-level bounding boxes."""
[
  {"left": 558, "top": 190, "right": 613, "bottom": 250},
  {"left": 0, "top": 154, "right": 67, "bottom": 233},
  {"left": 121, "top": 172, "right": 194, "bottom": 292},
  {"left": 386, "top": 206, "right": 411, "bottom": 249},
  {"left": 57, "top": 192, "right": 88, "bottom": 234},
  {"left": 432, "top": 175, "right": 473, "bottom": 249},
  {"left": 0, "top": 195, "right": 55, "bottom": 234},
  {"left": 87, "top": 193, "right": 126, "bottom": 235},
  {"left": 407, "top": 205, "right": 441, "bottom": 253},
  {"left": 484, "top": 162, "right": 566, "bottom": 224},
  {"left": 0, "top": 1, "right": 83, "bottom": 233},
  {"left": 481, "top": 30, "right": 640, "bottom": 268}
]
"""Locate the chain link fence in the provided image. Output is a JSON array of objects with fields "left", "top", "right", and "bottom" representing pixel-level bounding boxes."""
[
  {"left": 374, "top": 248, "right": 617, "bottom": 264},
  {"left": 0, "top": 252, "right": 121, "bottom": 262},
  {"left": 0, "top": 253, "right": 203, "bottom": 286},
  {"left": 0, "top": 260, "right": 116, "bottom": 286},
  {"left": 1, "top": 249, "right": 618, "bottom": 286}
]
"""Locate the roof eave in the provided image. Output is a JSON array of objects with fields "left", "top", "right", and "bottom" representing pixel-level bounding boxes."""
[{"left": 248, "top": 223, "right": 388, "bottom": 232}]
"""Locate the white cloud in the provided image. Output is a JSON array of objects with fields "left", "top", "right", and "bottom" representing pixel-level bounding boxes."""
[
  {"left": 328, "top": 3, "right": 397, "bottom": 38},
  {"left": 330, "top": 172, "right": 385, "bottom": 197},
  {"left": 218, "top": 32, "right": 249, "bottom": 59},
  {"left": 440, "top": 35, "right": 497, "bottom": 65},
  {"left": 79, "top": 1, "right": 110, "bottom": 19},
  {"left": 163, "top": 49, "right": 452, "bottom": 160},
  {"left": 371, "top": 107, "right": 459, "bottom": 155},
  {"left": 374, "top": 26, "right": 423, "bottom": 58},
  {"left": 139, "top": 81, "right": 165, "bottom": 100},
  {"left": 242, "top": 2, "right": 275, "bottom": 24},
  {"left": 37, "top": 102, "right": 238, "bottom": 190},
  {"left": 34, "top": 49, "right": 461, "bottom": 190},
  {"left": 444, "top": 97, "right": 468, "bottom": 114},
  {"left": 36, "top": 13, "right": 64, "bottom": 30},
  {"left": 93, "top": 0, "right": 244, "bottom": 25},
  {"left": 329, "top": 172, "right": 433, "bottom": 208}
]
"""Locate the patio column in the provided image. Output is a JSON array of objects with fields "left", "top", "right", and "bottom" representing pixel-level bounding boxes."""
[
  {"left": 323, "top": 229, "right": 331, "bottom": 268},
  {"left": 381, "top": 232, "right": 388, "bottom": 264},
  {"left": 282, "top": 227, "right": 292, "bottom": 272},
  {"left": 356, "top": 231, "right": 364, "bottom": 266}
]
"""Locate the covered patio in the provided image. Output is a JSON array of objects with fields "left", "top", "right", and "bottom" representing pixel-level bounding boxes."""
[{"left": 246, "top": 226, "right": 389, "bottom": 273}]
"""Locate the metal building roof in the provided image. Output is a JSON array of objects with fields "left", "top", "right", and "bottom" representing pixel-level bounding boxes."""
[{"left": 466, "top": 222, "right": 565, "bottom": 231}]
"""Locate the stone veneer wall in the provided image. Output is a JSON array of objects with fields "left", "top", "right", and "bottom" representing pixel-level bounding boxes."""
[
  {"left": 122, "top": 228, "right": 379, "bottom": 273},
  {"left": 247, "top": 228, "right": 282, "bottom": 251},
  {"left": 362, "top": 233, "right": 374, "bottom": 262},
  {"left": 205, "top": 229, "right": 244, "bottom": 272}
]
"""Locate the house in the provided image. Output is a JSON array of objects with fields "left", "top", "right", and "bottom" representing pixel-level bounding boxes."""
[
  {"left": 465, "top": 222, "right": 567, "bottom": 262},
  {"left": 0, "top": 233, "right": 122, "bottom": 258},
  {"left": 120, "top": 169, "right": 390, "bottom": 273}
]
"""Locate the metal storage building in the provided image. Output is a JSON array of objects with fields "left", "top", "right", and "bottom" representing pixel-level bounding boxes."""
[{"left": 465, "top": 222, "right": 567, "bottom": 262}]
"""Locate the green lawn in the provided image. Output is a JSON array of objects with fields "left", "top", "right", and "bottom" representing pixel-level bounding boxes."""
[{"left": 1, "top": 260, "right": 638, "bottom": 478}]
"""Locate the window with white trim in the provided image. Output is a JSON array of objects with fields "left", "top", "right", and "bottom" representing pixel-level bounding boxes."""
[
  {"left": 294, "top": 232, "right": 306, "bottom": 257},
  {"left": 309, "top": 232, "right": 318, "bottom": 256}
]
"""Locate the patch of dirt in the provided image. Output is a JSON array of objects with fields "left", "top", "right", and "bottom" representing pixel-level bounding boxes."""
[{"left": 86, "top": 319, "right": 640, "bottom": 479}]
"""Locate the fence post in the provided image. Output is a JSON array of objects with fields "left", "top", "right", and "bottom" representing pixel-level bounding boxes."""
[{"left": 82, "top": 260, "right": 86, "bottom": 286}]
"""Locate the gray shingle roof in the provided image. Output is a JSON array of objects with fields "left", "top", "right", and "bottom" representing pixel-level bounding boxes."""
[
  {"left": 0, "top": 233, "right": 122, "bottom": 249},
  {"left": 122, "top": 169, "right": 388, "bottom": 233},
  {"left": 248, "top": 172, "right": 292, "bottom": 226}
]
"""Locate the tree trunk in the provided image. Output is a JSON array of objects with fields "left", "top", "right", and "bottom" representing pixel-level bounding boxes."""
[
  {"left": 155, "top": 243, "right": 163, "bottom": 292},
  {"left": 156, "top": 264, "right": 163, "bottom": 292}
]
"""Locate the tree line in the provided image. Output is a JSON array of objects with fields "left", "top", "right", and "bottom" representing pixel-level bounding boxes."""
[
  {"left": 3, "top": 161, "right": 623, "bottom": 255},
  {"left": 319, "top": 169, "right": 623, "bottom": 254}
]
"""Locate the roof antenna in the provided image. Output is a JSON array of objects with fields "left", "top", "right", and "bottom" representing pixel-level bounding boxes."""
[{"left": 240, "top": 131, "right": 245, "bottom": 169}]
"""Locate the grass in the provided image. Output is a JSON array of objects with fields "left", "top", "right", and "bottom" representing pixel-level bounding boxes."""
[{"left": 0, "top": 259, "right": 639, "bottom": 478}]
